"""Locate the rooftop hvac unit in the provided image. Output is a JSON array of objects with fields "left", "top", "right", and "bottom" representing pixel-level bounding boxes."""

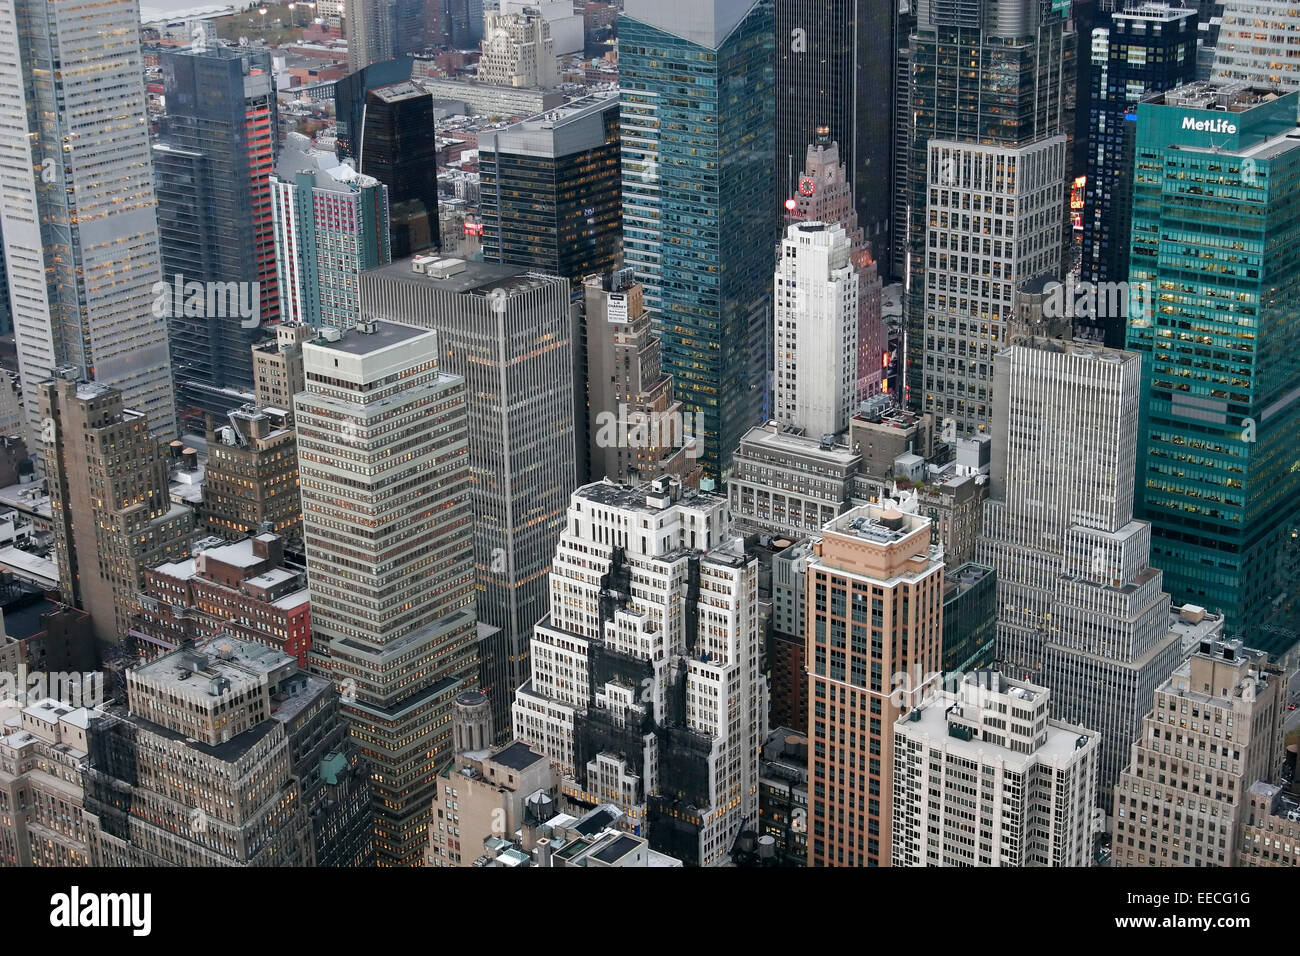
[{"left": 411, "top": 254, "right": 439, "bottom": 274}]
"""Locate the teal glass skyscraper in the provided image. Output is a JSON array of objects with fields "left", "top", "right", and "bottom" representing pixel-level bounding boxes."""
[
  {"left": 620, "top": 0, "right": 776, "bottom": 481},
  {"left": 1127, "top": 82, "right": 1300, "bottom": 642}
]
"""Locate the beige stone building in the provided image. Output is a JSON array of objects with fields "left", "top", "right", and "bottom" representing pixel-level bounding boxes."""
[
  {"left": 1238, "top": 781, "right": 1300, "bottom": 867},
  {"left": 1112, "top": 639, "right": 1287, "bottom": 866},
  {"left": 426, "top": 739, "right": 557, "bottom": 867}
]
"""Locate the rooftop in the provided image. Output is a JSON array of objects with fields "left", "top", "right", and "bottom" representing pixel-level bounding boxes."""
[
  {"left": 309, "top": 321, "right": 434, "bottom": 355},
  {"left": 492, "top": 740, "right": 546, "bottom": 772}
]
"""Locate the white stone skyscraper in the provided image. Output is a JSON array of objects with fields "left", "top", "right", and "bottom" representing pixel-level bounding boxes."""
[
  {"left": 0, "top": 0, "right": 176, "bottom": 445},
  {"left": 295, "top": 321, "right": 480, "bottom": 866},
  {"left": 892, "top": 672, "right": 1099, "bottom": 867},
  {"left": 774, "top": 221, "right": 859, "bottom": 438},
  {"left": 512, "top": 477, "right": 764, "bottom": 867},
  {"left": 976, "top": 338, "right": 1184, "bottom": 807}
]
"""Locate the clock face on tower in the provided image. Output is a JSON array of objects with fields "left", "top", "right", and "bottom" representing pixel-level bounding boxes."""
[{"left": 799, "top": 177, "right": 816, "bottom": 197}]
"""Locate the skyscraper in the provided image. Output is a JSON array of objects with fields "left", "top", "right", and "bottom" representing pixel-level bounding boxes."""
[
  {"left": 904, "top": 0, "right": 1073, "bottom": 434},
  {"left": 478, "top": 9, "right": 559, "bottom": 87},
  {"left": 774, "top": 0, "right": 899, "bottom": 267},
  {"left": 620, "top": 0, "right": 776, "bottom": 480},
  {"left": 1126, "top": 83, "right": 1300, "bottom": 642},
  {"left": 805, "top": 504, "right": 945, "bottom": 867},
  {"left": 976, "top": 338, "right": 1186, "bottom": 806},
  {"left": 511, "top": 477, "right": 764, "bottom": 866},
  {"left": 773, "top": 221, "right": 859, "bottom": 438},
  {"left": 295, "top": 321, "right": 480, "bottom": 866},
  {"left": 1113, "top": 637, "right": 1287, "bottom": 866},
  {"left": 358, "top": 82, "right": 441, "bottom": 258},
  {"left": 360, "top": 258, "right": 575, "bottom": 739},
  {"left": 41, "top": 373, "right": 196, "bottom": 645},
  {"left": 271, "top": 141, "right": 392, "bottom": 329},
  {"left": 478, "top": 92, "right": 622, "bottom": 287},
  {"left": 1081, "top": 2, "right": 1197, "bottom": 345},
  {"left": 0, "top": 0, "right": 176, "bottom": 446},
  {"left": 154, "top": 44, "right": 280, "bottom": 420},
  {"left": 345, "top": 0, "right": 393, "bottom": 70},
  {"left": 892, "top": 672, "right": 1099, "bottom": 867},
  {"left": 787, "top": 130, "right": 886, "bottom": 401}
]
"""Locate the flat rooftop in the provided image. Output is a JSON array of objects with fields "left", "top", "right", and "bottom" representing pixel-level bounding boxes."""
[
  {"left": 492, "top": 740, "right": 546, "bottom": 772},
  {"left": 368, "top": 256, "right": 557, "bottom": 297},
  {"left": 309, "top": 321, "right": 434, "bottom": 355}
]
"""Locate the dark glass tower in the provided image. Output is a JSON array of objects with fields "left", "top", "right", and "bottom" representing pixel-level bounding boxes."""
[
  {"left": 1080, "top": 2, "right": 1196, "bottom": 346},
  {"left": 478, "top": 92, "right": 622, "bottom": 287},
  {"left": 359, "top": 81, "right": 441, "bottom": 258},
  {"left": 155, "top": 45, "right": 279, "bottom": 423},
  {"left": 774, "top": 0, "right": 898, "bottom": 270},
  {"left": 1127, "top": 84, "right": 1300, "bottom": 645},
  {"left": 620, "top": 0, "right": 776, "bottom": 481},
  {"left": 333, "top": 57, "right": 413, "bottom": 163}
]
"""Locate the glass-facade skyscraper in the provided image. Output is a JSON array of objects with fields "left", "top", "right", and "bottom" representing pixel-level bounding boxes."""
[
  {"left": 478, "top": 92, "right": 622, "bottom": 287},
  {"left": 1127, "top": 83, "right": 1300, "bottom": 642},
  {"left": 1080, "top": 3, "right": 1196, "bottom": 346},
  {"left": 155, "top": 45, "right": 279, "bottom": 422},
  {"left": 0, "top": 0, "right": 177, "bottom": 446},
  {"left": 620, "top": 0, "right": 776, "bottom": 481}
]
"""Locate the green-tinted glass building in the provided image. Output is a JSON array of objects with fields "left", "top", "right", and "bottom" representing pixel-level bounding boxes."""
[
  {"left": 1127, "top": 82, "right": 1300, "bottom": 640},
  {"left": 620, "top": 0, "right": 776, "bottom": 481}
]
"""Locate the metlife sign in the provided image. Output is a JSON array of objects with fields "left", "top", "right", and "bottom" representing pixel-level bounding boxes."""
[{"left": 1181, "top": 116, "right": 1238, "bottom": 135}]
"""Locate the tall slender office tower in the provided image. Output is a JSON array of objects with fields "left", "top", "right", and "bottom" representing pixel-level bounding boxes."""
[
  {"left": 0, "top": 0, "right": 176, "bottom": 446},
  {"left": 295, "top": 321, "right": 480, "bottom": 867},
  {"left": 512, "top": 477, "right": 763, "bottom": 867},
  {"left": 620, "top": 0, "right": 776, "bottom": 480},
  {"left": 1127, "top": 83, "right": 1300, "bottom": 644},
  {"left": 976, "top": 339, "right": 1185, "bottom": 806},
  {"left": 155, "top": 45, "right": 279, "bottom": 419},
  {"left": 774, "top": 0, "right": 898, "bottom": 267},
  {"left": 805, "top": 504, "right": 945, "bottom": 867},
  {"left": 773, "top": 221, "right": 859, "bottom": 438},
  {"left": 903, "top": 0, "right": 1073, "bottom": 435},
  {"left": 345, "top": 0, "right": 393, "bottom": 70},
  {"left": 788, "top": 130, "right": 886, "bottom": 400},
  {"left": 358, "top": 82, "right": 440, "bottom": 258},
  {"left": 360, "top": 259, "right": 575, "bottom": 738},
  {"left": 1080, "top": 2, "right": 1197, "bottom": 345}
]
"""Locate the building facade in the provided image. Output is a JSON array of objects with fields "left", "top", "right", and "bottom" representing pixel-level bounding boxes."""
[
  {"left": 805, "top": 504, "right": 945, "bottom": 867},
  {"left": 0, "top": 0, "right": 176, "bottom": 446},
  {"left": 41, "top": 374, "right": 196, "bottom": 645},
  {"left": 478, "top": 93, "right": 622, "bottom": 287},
  {"left": 1080, "top": 3, "right": 1197, "bottom": 344},
  {"left": 1112, "top": 638, "right": 1286, "bottom": 866},
  {"left": 295, "top": 322, "right": 480, "bottom": 866},
  {"left": 892, "top": 672, "right": 1099, "bottom": 866},
  {"left": 511, "top": 478, "right": 764, "bottom": 866},
  {"left": 360, "top": 258, "right": 576, "bottom": 739},
  {"left": 977, "top": 339, "right": 1185, "bottom": 807},
  {"left": 1126, "top": 84, "right": 1300, "bottom": 641},
  {"left": 620, "top": 0, "right": 776, "bottom": 479},
  {"left": 154, "top": 45, "right": 279, "bottom": 419}
]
